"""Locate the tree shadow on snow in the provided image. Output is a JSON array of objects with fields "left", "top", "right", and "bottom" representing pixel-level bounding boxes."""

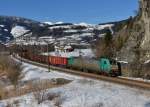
[{"left": 145, "top": 102, "right": 150, "bottom": 107}]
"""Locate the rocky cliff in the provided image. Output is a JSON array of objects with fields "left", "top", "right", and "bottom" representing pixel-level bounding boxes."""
[
  {"left": 117, "top": 0, "right": 150, "bottom": 63},
  {"left": 139, "top": 0, "right": 150, "bottom": 50}
]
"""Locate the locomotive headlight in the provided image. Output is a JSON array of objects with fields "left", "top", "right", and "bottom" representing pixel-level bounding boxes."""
[{"left": 111, "top": 65, "right": 118, "bottom": 71}]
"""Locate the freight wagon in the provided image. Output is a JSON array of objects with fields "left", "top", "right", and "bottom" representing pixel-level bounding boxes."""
[
  {"left": 19, "top": 51, "right": 121, "bottom": 77},
  {"left": 49, "top": 56, "right": 67, "bottom": 66}
]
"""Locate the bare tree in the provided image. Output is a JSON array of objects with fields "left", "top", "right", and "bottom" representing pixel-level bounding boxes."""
[
  {"left": 0, "top": 55, "right": 23, "bottom": 89},
  {"left": 95, "top": 30, "right": 115, "bottom": 58},
  {"left": 130, "top": 48, "right": 143, "bottom": 77}
]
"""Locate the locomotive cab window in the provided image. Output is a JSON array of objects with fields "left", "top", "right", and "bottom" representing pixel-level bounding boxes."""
[
  {"left": 104, "top": 61, "right": 107, "bottom": 64},
  {"left": 110, "top": 60, "right": 117, "bottom": 65}
]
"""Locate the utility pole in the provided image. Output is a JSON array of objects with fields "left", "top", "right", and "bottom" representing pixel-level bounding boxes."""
[
  {"left": 48, "top": 43, "right": 50, "bottom": 72},
  {"left": 79, "top": 49, "right": 84, "bottom": 71},
  {"left": 20, "top": 40, "right": 23, "bottom": 64}
]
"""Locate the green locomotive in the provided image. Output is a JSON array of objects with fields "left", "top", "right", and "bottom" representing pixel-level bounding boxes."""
[{"left": 67, "top": 57, "right": 121, "bottom": 77}]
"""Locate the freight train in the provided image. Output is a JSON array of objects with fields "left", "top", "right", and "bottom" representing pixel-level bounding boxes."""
[{"left": 19, "top": 50, "right": 121, "bottom": 77}]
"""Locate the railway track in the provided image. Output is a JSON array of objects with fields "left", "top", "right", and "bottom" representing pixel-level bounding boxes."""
[
  {"left": 0, "top": 72, "right": 5, "bottom": 78},
  {"left": 14, "top": 55, "right": 150, "bottom": 90}
]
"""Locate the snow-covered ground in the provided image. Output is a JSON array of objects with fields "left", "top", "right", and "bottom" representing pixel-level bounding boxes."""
[
  {"left": 119, "top": 76, "right": 150, "bottom": 83},
  {"left": 11, "top": 26, "right": 30, "bottom": 38},
  {"left": 44, "top": 22, "right": 53, "bottom": 25},
  {"left": 0, "top": 25, "right": 5, "bottom": 27},
  {"left": 0, "top": 59, "right": 150, "bottom": 107},
  {"left": 21, "top": 62, "right": 80, "bottom": 81}
]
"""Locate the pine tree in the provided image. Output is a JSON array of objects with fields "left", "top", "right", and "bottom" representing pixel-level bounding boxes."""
[
  {"left": 104, "top": 30, "right": 113, "bottom": 46},
  {"left": 95, "top": 29, "right": 115, "bottom": 58}
]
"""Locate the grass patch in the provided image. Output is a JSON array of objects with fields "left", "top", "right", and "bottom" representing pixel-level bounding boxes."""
[
  {"left": 50, "top": 78, "right": 72, "bottom": 85},
  {"left": 0, "top": 55, "right": 23, "bottom": 88}
]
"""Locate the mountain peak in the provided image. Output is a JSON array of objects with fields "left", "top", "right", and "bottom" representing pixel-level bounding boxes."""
[{"left": 44, "top": 22, "right": 53, "bottom": 25}]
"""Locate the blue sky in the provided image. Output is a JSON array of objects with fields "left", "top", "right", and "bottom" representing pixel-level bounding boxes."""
[{"left": 0, "top": 0, "right": 138, "bottom": 24}]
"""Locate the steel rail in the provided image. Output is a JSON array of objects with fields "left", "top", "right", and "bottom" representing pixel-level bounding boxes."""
[{"left": 14, "top": 55, "right": 150, "bottom": 90}]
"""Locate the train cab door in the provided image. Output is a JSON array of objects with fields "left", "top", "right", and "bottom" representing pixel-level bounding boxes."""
[
  {"left": 99, "top": 58, "right": 111, "bottom": 73},
  {"left": 117, "top": 62, "right": 122, "bottom": 76}
]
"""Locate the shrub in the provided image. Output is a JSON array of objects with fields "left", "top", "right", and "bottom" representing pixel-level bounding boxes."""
[
  {"left": 0, "top": 85, "right": 4, "bottom": 100},
  {"left": 78, "top": 79, "right": 94, "bottom": 86},
  {"left": 54, "top": 96, "right": 65, "bottom": 107},
  {"left": 5, "top": 60, "right": 23, "bottom": 88},
  {"left": 30, "top": 81, "right": 48, "bottom": 104},
  {"left": 47, "top": 92, "right": 60, "bottom": 101},
  {"left": 30, "top": 79, "right": 64, "bottom": 104},
  {"left": 0, "top": 55, "right": 23, "bottom": 88},
  {"left": 95, "top": 30, "right": 116, "bottom": 58},
  {"left": 50, "top": 78, "right": 72, "bottom": 85},
  {"left": 5, "top": 100, "right": 20, "bottom": 107},
  {"left": 30, "top": 80, "right": 56, "bottom": 104}
]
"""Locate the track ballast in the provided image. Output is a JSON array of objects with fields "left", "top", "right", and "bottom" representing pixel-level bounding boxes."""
[{"left": 14, "top": 55, "right": 150, "bottom": 90}]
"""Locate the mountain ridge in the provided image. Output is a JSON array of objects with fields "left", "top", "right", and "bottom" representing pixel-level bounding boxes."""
[{"left": 0, "top": 15, "right": 130, "bottom": 46}]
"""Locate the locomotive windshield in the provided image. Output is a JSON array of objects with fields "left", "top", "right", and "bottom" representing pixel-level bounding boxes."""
[{"left": 110, "top": 59, "right": 117, "bottom": 65}]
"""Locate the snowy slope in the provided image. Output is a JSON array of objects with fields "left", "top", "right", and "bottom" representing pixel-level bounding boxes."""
[
  {"left": 11, "top": 26, "right": 30, "bottom": 38},
  {"left": 76, "top": 22, "right": 93, "bottom": 27},
  {"left": 0, "top": 58, "right": 150, "bottom": 107},
  {"left": 55, "top": 21, "right": 64, "bottom": 24},
  {"left": 1, "top": 15, "right": 129, "bottom": 44},
  {"left": 44, "top": 21, "right": 64, "bottom": 25},
  {"left": 0, "top": 25, "right": 5, "bottom": 27},
  {"left": 44, "top": 22, "right": 53, "bottom": 25},
  {"left": 0, "top": 16, "right": 46, "bottom": 43},
  {"left": 11, "top": 22, "right": 114, "bottom": 46},
  {"left": 0, "top": 16, "right": 116, "bottom": 44}
]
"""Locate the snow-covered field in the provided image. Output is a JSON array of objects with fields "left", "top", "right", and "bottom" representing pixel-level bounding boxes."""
[{"left": 0, "top": 60, "right": 150, "bottom": 107}]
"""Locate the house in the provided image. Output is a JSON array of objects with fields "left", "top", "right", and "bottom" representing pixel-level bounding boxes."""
[{"left": 54, "top": 44, "right": 74, "bottom": 53}]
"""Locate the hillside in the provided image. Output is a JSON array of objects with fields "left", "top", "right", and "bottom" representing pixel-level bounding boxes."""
[
  {"left": 115, "top": 0, "right": 150, "bottom": 63},
  {"left": 0, "top": 15, "right": 129, "bottom": 46},
  {"left": 0, "top": 16, "right": 53, "bottom": 43}
]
